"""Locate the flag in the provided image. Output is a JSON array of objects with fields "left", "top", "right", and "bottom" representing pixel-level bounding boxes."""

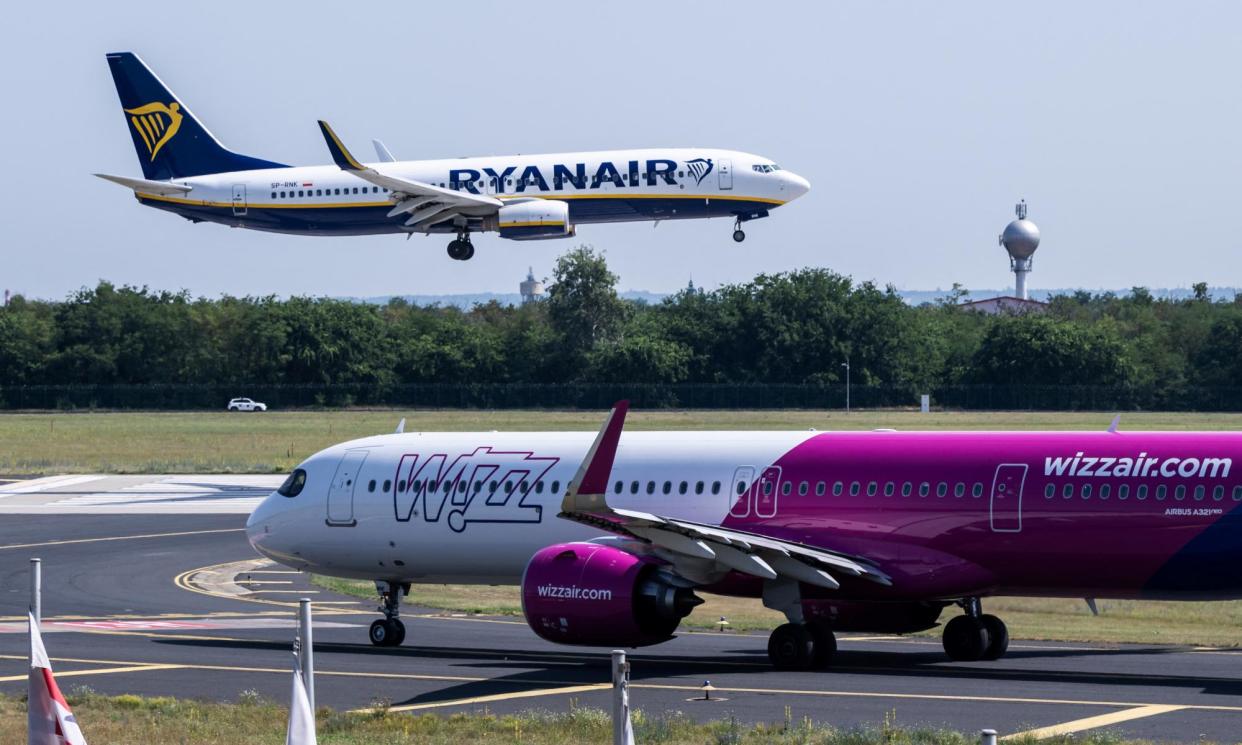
[
  {"left": 28, "top": 612, "right": 87, "bottom": 745},
  {"left": 619, "top": 677, "right": 636, "bottom": 745},
  {"left": 286, "top": 660, "right": 316, "bottom": 745}
]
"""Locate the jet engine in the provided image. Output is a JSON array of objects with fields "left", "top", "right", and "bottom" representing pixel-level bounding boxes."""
[
  {"left": 486, "top": 200, "right": 575, "bottom": 240},
  {"left": 521, "top": 542, "right": 702, "bottom": 647}
]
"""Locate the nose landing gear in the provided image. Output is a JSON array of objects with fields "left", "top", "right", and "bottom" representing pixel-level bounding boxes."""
[
  {"left": 942, "top": 597, "right": 1008, "bottom": 661},
  {"left": 732, "top": 218, "right": 746, "bottom": 243},
  {"left": 447, "top": 232, "right": 475, "bottom": 260},
  {"left": 369, "top": 581, "right": 407, "bottom": 647}
]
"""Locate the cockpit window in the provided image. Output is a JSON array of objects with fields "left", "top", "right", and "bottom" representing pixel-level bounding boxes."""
[
  {"left": 278, "top": 469, "right": 307, "bottom": 498},
  {"left": 751, "top": 164, "right": 781, "bottom": 174}
]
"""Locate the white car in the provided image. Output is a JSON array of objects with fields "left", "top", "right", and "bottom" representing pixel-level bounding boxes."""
[{"left": 227, "top": 397, "right": 267, "bottom": 412}]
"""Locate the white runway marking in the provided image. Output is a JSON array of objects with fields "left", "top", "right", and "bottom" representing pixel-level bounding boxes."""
[{"left": 0, "top": 475, "right": 281, "bottom": 514}]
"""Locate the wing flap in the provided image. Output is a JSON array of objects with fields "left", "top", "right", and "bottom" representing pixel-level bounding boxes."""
[{"left": 559, "top": 401, "right": 893, "bottom": 589}]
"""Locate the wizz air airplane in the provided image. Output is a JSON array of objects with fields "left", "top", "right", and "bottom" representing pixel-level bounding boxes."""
[
  {"left": 97, "top": 53, "right": 810, "bottom": 261},
  {"left": 246, "top": 403, "right": 1242, "bottom": 669}
]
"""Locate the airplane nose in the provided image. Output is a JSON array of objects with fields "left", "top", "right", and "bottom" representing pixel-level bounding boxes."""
[{"left": 784, "top": 171, "right": 811, "bottom": 199}]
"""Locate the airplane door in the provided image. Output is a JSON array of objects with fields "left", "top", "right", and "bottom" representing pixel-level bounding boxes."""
[
  {"left": 754, "top": 465, "right": 781, "bottom": 518},
  {"left": 232, "top": 184, "right": 247, "bottom": 216},
  {"left": 718, "top": 159, "right": 733, "bottom": 190},
  {"left": 990, "top": 463, "right": 1027, "bottom": 533},
  {"left": 728, "top": 466, "right": 755, "bottom": 518},
  {"left": 326, "top": 449, "right": 369, "bottom": 526}
]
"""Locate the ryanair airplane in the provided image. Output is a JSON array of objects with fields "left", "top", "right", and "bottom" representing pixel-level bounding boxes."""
[{"left": 97, "top": 53, "right": 810, "bottom": 260}]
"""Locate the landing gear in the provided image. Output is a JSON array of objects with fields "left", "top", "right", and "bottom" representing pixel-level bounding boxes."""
[
  {"left": 765, "top": 621, "right": 836, "bottom": 670},
  {"left": 732, "top": 218, "right": 746, "bottom": 243},
  {"left": 447, "top": 233, "right": 475, "bottom": 261},
  {"left": 370, "top": 581, "right": 407, "bottom": 647},
  {"left": 942, "top": 598, "right": 1008, "bottom": 661}
]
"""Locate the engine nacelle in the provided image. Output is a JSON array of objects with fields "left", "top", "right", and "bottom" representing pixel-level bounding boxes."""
[
  {"left": 486, "top": 200, "right": 574, "bottom": 240},
  {"left": 521, "top": 543, "right": 701, "bottom": 647}
]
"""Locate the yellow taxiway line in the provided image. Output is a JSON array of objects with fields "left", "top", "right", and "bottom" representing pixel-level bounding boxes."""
[
  {"left": 1003, "top": 704, "right": 1188, "bottom": 740},
  {"left": 0, "top": 664, "right": 184, "bottom": 683},
  {"left": 0, "top": 528, "right": 246, "bottom": 551}
]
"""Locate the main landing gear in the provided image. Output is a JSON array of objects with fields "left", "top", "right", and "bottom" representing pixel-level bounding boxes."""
[
  {"left": 942, "top": 597, "right": 1008, "bottom": 662},
  {"left": 369, "top": 581, "right": 408, "bottom": 647},
  {"left": 732, "top": 217, "right": 746, "bottom": 243},
  {"left": 447, "top": 232, "right": 475, "bottom": 261},
  {"left": 767, "top": 620, "right": 836, "bottom": 670}
]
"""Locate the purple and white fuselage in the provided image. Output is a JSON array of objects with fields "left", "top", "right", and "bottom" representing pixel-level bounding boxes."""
[{"left": 246, "top": 406, "right": 1242, "bottom": 668}]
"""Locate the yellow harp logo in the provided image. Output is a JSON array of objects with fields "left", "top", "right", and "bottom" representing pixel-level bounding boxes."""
[{"left": 125, "top": 101, "right": 183, "bottom": 161}]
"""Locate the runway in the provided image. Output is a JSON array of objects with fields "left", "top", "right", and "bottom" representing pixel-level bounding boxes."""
[{"left": 2, "top": 476, "right": 1242, "bottom": 741}]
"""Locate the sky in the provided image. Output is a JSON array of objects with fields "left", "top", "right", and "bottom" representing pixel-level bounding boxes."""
[{"left": 3, "top": 2, "right": 1241, "bottom": 299}]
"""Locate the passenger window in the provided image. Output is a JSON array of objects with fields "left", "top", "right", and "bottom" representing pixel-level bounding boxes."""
[
  {"left": 678, "top": 481, "right": 688, "bottom": 495},
  {"left": 353, "top": 187, "right": 359, "bottom": 194},
  {"left": 833, "top": 481, "right": 843, "bottom": 496},
  {"left": 936, "top": 482, "right": 948, "bottom": 497},
  {"left": 919, "top": 482, "right": 930, "bottom": 497},
  {"left": 1174, "top": 484, "right": 1186, "bottom": 501},
  {"left": 1137, "top": 484, "right": 1148, "bottom": 500},
  {"left": 1233, "top": 486, "right": 1242, "bottom": 501},
  {"left": 850, "top": 481, "right": 861, "bottom": 496},
  {"left": 535, "top": 481, "right": 544, "bottom": 494},
  {"left": 1156, "top": 484, "right": 1167, "bottom": 500},
  {"left": 798, "top": 481, "right": 808, "bottom": 495},
  {"left": 736, "top": 481, "right": 746, "bottom": 495},
  {"left": 458, "top": 481, "right": 467, "bottom": 493},
  {"left": 474, "top": 481, "right": 483, "bottom": 493},
  {"left": 1081, "top": 484, "right": 1091, "bottom": 499},
  {"left": 954, "top": 483, "right": 965, "bottom": 498},
  {"left": 1214, "top": 485, "right": 1225, "bottom": 501},
  {"left": 270, "top": 192, "right": 276, "bottom": 199},
  {"left": 1063, "top": 483, "right": 1073, "bottom": 498},
  {"left": 816, "top": 481, "right": 826, "bottom": 496},
  {"left": 711, "top": 481, "right": 721, "bottom": 494},
  {"left": 883, "top": 482, "right": 894, "bottom": 496},
  {"left": 614, "top": 481, "right": 623, "bottom": 494},
  {"left": 1118, "top": 484, "right": 1129, "bottom": 500},
  {"left": 551, "top": 481, "right": 560, "bottom": 493},
  {"left": 489, "top": 480, "right": 497, "bottom": 492},
  {"left": 973, "top": 483, "right": 984, "bottom": 497},
  {"left": 1099, "top": 484, "right": 1110, "bottom": 499},
  {"left": 901, "top": 482, "right": 912, "bottom": 497},
  {"left": 695, "top": 481, "right": 704, "bottom": 494},
  {"left": 781, "top": 481, "right": 792, "bottom": 495},
  {"left": 298, "top": 190, "right": 304, "bottom": 197},
  {"left": 647, "top": 481, "right": 655, "bottom": 494},
  {"left": 367, "top": 479, "right": 376, "bottom": 492},
  {"left": 397, "top": 479, "right": 407, "bottom": 492},
  {"left": 631, "top": 481, "right": 639, "bottom": 494},
  {"left": 763, "top": 481, "right": 773, "bottom": 496},
  {"left": 383, "top": 479, "right": 391, "bottom": 492},
  {"left": 866, "top": 482, "right": 877, "bottom": 496},
  {"left": 663, "top": 481, "right": 672, "bottom": 495},
  {"left": 1195, "top": 485, "right": 1206, "bottom": 501},
  {"left": 1045, "top": 484, "right": 1055, "bottom": 498}
]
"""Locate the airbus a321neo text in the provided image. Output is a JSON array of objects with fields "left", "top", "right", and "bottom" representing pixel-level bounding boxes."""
[
  {"left": 97, "top": 52, "right": 810, "bottom": 261},
  {"left": 246, "top": 403, "right": 1242, "bottom": 669}
]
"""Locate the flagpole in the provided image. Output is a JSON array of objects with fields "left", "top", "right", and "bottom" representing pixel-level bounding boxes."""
[
  {"left": 30, "top": 558, "right": 41, "bottom": 626},
  {"left": 297, "top": 598, "right": 314, "bottom": 714}
]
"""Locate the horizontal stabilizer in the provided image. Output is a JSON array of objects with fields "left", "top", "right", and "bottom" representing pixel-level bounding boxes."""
[{"left": 94, "top": 173, "right": 192, "bottom": 196}]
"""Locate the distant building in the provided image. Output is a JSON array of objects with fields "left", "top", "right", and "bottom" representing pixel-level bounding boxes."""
[
  {"left": 960, "top": 295, "right": 1048, "bottom": 315},
  {"left": 520, "top": 267, "right": 545, "bottom": 304}
]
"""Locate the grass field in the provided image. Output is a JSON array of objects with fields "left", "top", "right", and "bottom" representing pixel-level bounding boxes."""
[
  {"left": 0, "top": 692, "right": 1136, "bottom": 745},
  {"left": 2, "top": 408, "right": 1241, "bottom": 475},
  {"left": 313, "top": 577, "right": 1242, "bottom": 647}
]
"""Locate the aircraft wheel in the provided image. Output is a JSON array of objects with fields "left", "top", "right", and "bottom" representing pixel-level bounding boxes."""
[
  {"left": 369, "top": 619, "right": 393, "bottom": 646},
  {"left": 980, "top": 614, "right": 1008, "bottom": 660},
  {"left": 732, "top": 229, "right": 746, "bottom": 243},
  {"left": 461, "top": 242, "right": 475, "bottom": 260},
  {"left": 447, "top": 240, "right": 467, "bottom": 260},
  {"left": 942, "top": 615, "right": 990, "bottom": 662},
  {"left": 767, "top": 623, "right": 815, "bottom": 670},
  {"left": 808, "top": 621, "right": 837, "bottom": 669}
]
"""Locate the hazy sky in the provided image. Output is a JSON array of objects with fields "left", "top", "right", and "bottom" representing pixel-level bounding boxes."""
[{"left": 4, "top": 2, "right": 1241, "bottom": 299}]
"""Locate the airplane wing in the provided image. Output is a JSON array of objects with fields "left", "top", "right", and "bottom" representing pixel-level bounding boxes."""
[
  {"left": 559, "top": 402, "right": 892, "bottom": 591},
  {"left": 317, "top": 121, "right": 501, "bottom": 228},
  {"left": 94, "top": 173, "right": 191, "bottom": 197}
]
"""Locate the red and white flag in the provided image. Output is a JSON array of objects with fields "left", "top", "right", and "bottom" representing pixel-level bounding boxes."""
[{"left": 28, "top": 612, "right": 87, "bottom": 745}]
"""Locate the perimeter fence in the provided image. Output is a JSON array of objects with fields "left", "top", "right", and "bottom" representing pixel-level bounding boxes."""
[{"left": 4, "top": 383, "right": 1242, "bottom": 411}]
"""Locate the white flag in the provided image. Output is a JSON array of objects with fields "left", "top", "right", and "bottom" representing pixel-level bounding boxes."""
[
  {"left": 620, "top": 679, "right": 636, "bottom": 745},
  {"left": 286, "top": 662, "right": 317, "bottom": 745},
  {"left": 28, "top": 612, "right": 87, "bottom": 745}
]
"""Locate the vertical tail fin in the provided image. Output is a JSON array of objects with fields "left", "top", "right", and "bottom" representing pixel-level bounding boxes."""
[{"left": 106, "top": 52, "right": 287, "bottom": 180}]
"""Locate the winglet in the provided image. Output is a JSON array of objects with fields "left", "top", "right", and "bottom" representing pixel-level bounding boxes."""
[
  {"left": 1107, "top": 414, "right": 1121, "bottom": 434},
  {"left": 562, "top": 400, "right": 629, "bottom": 515},
  {"left": 395, "top": 417, "right": 406, "bottom": 434},
  {"left": 317, "top": 120, "right": 367, "bottom": 171}
]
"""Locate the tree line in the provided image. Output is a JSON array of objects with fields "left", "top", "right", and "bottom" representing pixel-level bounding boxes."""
[{"left": 1, "top": 246, "right": 1240, "bottom": 409}]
